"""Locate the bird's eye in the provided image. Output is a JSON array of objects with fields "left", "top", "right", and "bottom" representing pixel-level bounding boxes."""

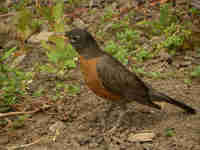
[{"left": 71, "top": 35, "right": 80, "bottom": 43}]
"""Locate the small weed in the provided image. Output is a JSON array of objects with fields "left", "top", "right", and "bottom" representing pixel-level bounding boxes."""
[
  {"left": 66, "top": 84, "right": 81, "bottom": 96},
  {"left": 189, "top": 7, "right": 200, "bottom": 16},
  {"left": 147, "top": 3, "right": 178, "bottom": 35},
  {"left": 116, "top": 29, "right": 139, "bottom": 46},
  {"left": 159, "top": 4, "right": 176, "bottom": 27},
  {"left": 0, "top": 47, "right": 27, "bottom": 106},
  {"left": 56, "top": 82, "right": 66, "bottom": 90},
  {"left": 162, "top": 23, "right": 191, "bottom": 52},
  {"left": 110, "top": 20, "right": 129, "bottom": 30},
  {"left": 132, "top": 66, "right": 162, "bottom": 78},
  {"left": 148, "top": 71, "right": 162, "bottom": 78},
  {"left": 32, "top": 88, "right": 44, "bottom": 97},
  {"left": 104, "top": 41, "right": 129, "bottom": 65},
  {"left": 132, "top": 66, "right": 146, "bottom": 75},
  {"left": 67, "top": 0, "right": 83, "bottom": 7},
  {"left": 12, "top": 115, "right": 29, "bottom": 129},
  {"left": 105, "top": 29, "right": 141, "bottom": 64},
  {"left": 15, "top": 7, "right": 41, "bottom": 48},
  {"left": 184, "top": 78, "right": 192, "bottom": 85},
  {"left": 191, "top": 66, "right": 200, "bottom": 77},
  {"left": 197, "top": 48, "right": 200, "bottom": 56},
  {"left": 0, "top": 65, "right": 26, "bottom": 105},
  {"left": 0, "top": 7, "right": 9, "bottom": 13},
  {"left": 163, "top": 35, "right": 184, "bottom": 48},
  {"left": 37, "top": 0, "right": 65, "bottom": 32},
  {"left": 101, "top": 7, "right": 119, "bottom": 22},
  {"left": 0, "top": 119, "right": 8, "bottom": 127},
  {"left": 134, "top": 48, "right": 153, "bottom": 62},
  {"left": 165, "top": 128, "right": 175, "bottom": 137},
  {"left": 42, "top": 36, "right": 77, "bottom": 71}
]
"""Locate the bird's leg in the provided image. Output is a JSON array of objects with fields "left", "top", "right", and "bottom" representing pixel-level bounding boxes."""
[
  {"left": 100, "top": 100, "right": 116, "bottom": 129},
  {"left": 108, "top": 101, "right": 128, "bottom": 134}
]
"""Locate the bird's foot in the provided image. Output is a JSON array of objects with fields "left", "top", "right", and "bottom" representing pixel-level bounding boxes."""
[{"left": 107, "top": 110, "right": 127, "bottom": 134}]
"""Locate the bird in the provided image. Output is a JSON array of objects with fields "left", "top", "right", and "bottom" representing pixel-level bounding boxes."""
[{"left": 65, "top": 28, "right": 196, "bottom": 121}]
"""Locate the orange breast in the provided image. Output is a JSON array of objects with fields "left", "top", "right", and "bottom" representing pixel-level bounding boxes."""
[{"left": 79, "top": 56, "right": 121, "bottom": 100}]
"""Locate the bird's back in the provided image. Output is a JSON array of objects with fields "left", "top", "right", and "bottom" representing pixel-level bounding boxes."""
[{"left": 96, "top": 53, "right": 150, "bottom": 104}]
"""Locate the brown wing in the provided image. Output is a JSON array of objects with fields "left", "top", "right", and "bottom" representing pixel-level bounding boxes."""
[
  {"left": 79, "top": 55, "right": 122, "bottom": 100},
  {"left": 96, "top": 54, "right": 149, "bottom": 103}
]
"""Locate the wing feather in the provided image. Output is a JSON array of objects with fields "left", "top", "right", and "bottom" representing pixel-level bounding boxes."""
[{"left": 96, "top": 55, "right": 148, "bottom": 101}]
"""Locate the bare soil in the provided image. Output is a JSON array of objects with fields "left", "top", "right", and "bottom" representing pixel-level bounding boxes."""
[{"left": 0, "top": 0, "right": 200, "bottom": 150}]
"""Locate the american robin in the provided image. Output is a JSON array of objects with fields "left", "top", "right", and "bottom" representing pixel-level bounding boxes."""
[{"left": 65, "top": 28, "right": 196, "bottom": 116}]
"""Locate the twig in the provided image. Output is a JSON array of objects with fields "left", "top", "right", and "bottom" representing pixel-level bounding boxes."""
[
  {"left": 0, "top": 13, "right": 16, "bottom": 18},
  {"left": 0, "top": 109, "right": 40, "bottom": 118},
  {"left": 6, "top": 138, "right": 43, "bottom": 150}
]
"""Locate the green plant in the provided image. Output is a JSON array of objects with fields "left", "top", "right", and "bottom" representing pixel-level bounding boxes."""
[
  {"left": 67, "top": 0, "right": 83, "bottom": 7},
  {"left": 52, "top": 82, "right": 80, "bottom": 100},
  {"left": 116, "top": 29, "right": 139, "bottom": 48},
  {"left": 165, "top": 128, "right": 175, "bottom": 137},
  {"left": 197, "top": 48, "right": 200, "bottom": 57},
  {"left": 134, "top": 48, "right": 153, "bottom": 62},
  {"left": 37, "top": 0, "right": 65, "bottom": 32},
  {"left": 162, "top": 23, "right": 191, "bottom": 55},
  {"left": 42, "top": 36, "right": 77, "bottom": 71},
  {"left": 15, "top": 6, "right": 41, "bottom": 46},
  {"left": 101, "top": 7, "right": 118, "bottom": 22},
  {"left": 116, "top": 29, "right": 137, "bottom": 40},
  {"left": 132, "top": 65, "right": 162, "bottom": 78},
  {"left": 191, "top": 66, "right": 200, "bottom": 77},
  {"left": 149, "top": 3, "right": 178, "bottom": 35},
  {"left": 33, "top": 88, "right": 44, "bottom": 97},
  {"left": 66, "top": 84, "right": 81, "bottom": 96},
  {"left": 13, "top": 0, "right": 30, "bottom": 11},
  {"left": 110, "top": 20, "right": 129, "bottom": 30},
  {"left": 104, "top": 29, "right": 142, "bottom": 65},
  {"left": 184, "top": 78, "right": 192, "bottom": 85},
  {"left": 159, "top": 4, "right": 174, "bottom": 26},
  {"left": 12, "top": 115, "right": 29, "bottom": 129},
  {"left": 132, "top": 66, "right": 146, "bottom": 75},
  {"left": 189, "top": 7, "right": 200, "bottom": 16},
  {"left": 104, "top": 41, "right": 129, "bottom": 65},
  {"left": 0, "top": 47, "right": 27, "bottom": 105},
  {"left": 0, "top": 6, "right": 9, "bottom": 13}
]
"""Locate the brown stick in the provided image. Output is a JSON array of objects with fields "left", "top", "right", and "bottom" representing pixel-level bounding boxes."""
[
  {"left": 0, "top": 13, "right": 16, "bottom": 18},
  {"left": 6, "top": 137, "right": 43, "bottom": 150},
  {"left": 0, "top": 109, "right": 40, "bottom": 118}
]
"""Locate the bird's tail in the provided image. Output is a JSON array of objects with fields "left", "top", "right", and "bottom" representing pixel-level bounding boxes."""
[{"left": 148, "top": 87, "right": 196, "bottom": 114}]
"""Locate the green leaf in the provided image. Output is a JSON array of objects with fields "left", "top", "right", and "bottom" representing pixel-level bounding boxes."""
[
  {"left": 165, "top": 128, "right": 175, "bottom": 137},
  {"left": 54, "top": 22, "right": 65, "bottom": 32},
  {"left": 191, "top": 66, "right": 200, "bottom": 77},
  {"left": 184, "top": 79, "right": 192, "bottom": 84},
  {"left": 52, "top": 1, "right": 64, "bottom": 22},
  {"left": 39, "top": 6, "right": 53, "bottom": 21},
  {"left": 66, "top": 84, "right": 80, "bottom": 95},
  {"left": 64, "top": 59, "right": 77, "bottom": 69},
  {"left": 160, "top": 4, "right": 170, "bottom": 26},
  {"left": 16, "top": 8, "right": 33, "bottom": 32},
  {"left": 1, "top": 47, "right": 17, "bottom": 61}
]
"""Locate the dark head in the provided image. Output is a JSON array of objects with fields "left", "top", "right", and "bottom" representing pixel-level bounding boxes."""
[{"left": 65, "top": 28, "right": 103, "bottom": 59}]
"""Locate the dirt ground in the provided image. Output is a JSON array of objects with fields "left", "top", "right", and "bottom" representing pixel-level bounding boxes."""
[
  {"left": 0, "top": 0, "right": 200, "bottom": 150},
  {"left": 1, "top": 51, "right": 200, "bottom": 150}
]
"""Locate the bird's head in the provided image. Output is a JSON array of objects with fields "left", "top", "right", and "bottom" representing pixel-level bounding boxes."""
[
  {"left": 65, "top": 28, "right": 103, "bottom": 58},
  {"left": 65, "top": 29, "right": 96, "bottom": 52}
]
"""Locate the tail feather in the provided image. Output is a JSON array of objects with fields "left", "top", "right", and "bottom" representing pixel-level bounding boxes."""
[{"left": 148, "top": 87, "right": 196, "bottom": 114}]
